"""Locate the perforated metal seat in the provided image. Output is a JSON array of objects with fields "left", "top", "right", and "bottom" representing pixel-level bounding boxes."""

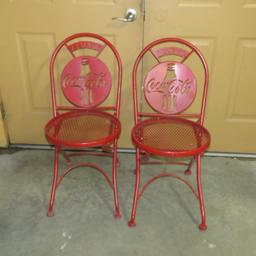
[
  {"left": 45, "top": 111, "right": 121, "bottom": 148},
  {"left": 132, "top": 117, "right": 210, "bottom": 157}
]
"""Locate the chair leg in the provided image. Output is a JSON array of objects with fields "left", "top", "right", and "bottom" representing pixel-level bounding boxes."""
[
  {"left": 196, "top": 154, "right": 207, "bottom": 231},
  {"left": 112, "top": 141, "right": 121, "bottom": 218},
  {"left": 184, "top": 157, "right": 194, "bottom": 175},
  {"left": 128, "top": 149, "right": 141, "bottom": 227},
  {"left": 47, "top": 146, "right": 59, "bottom": 217}
]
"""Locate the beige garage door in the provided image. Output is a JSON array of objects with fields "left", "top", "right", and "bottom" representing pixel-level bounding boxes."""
[
  {"left": 145, "top": 0, "right": 256, "bottom": 153},
  {"left": 0, "top": 0, "right": 143, "bottom": 147},
  {"left": 1, "top": 0, "right": 256, "bottom": 153}
]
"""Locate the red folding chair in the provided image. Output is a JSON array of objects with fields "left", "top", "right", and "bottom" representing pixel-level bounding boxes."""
[
  {"left": 45, "top": 33, "right": 122, "bottom": 218},
  {"left": 129, "top": 38, "right": 211, "bottom": 230}
]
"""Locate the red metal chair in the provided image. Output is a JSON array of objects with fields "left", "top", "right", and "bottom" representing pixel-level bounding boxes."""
[
  {"left": 45, "top": 33, "right": 122, "bottom": 218},
  {"left": 128, "top": 38, "right": 211, "bottom": 230}
]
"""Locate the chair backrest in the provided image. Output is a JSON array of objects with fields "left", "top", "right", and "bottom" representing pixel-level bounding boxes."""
[
  {"left": 132, "top": 38, "right": 209, "bottom": 125},
  {"left": 50, "top": 33, "right": 122, "bottom": 118}
]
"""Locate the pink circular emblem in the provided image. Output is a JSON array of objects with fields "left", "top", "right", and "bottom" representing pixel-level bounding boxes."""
[
  {"left": 144, "top": 62, "right": 197, "bottom": 114},
  {"left": 61, "top": 56, "right": 112, "bottom": 108}
]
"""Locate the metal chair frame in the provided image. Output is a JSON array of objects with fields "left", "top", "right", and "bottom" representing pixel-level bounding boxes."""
[
  {"left": 128, "top": 38, "right": 210, "bottom": 230},
  {"left": 45, "top": 33, "right": 122, "bottom": 219}
]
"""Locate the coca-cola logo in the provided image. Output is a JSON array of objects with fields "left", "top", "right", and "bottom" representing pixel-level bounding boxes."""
[
  {"left": 146, "top": 78, "right": 192, "bottom": 95},
  {"left": 144, "top": 62, "right": 196, "bottom": 114},
  {"left": 63, "top": 72, "right": 106, "bottom": 90},
  {"left": 62, "top": 72, "right": 106, "bottom": 105},
  {"left": 61, "top": 56, "right": 112, "bottom": 107}
]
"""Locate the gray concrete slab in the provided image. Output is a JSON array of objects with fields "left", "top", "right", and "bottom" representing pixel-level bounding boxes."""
[{"left": 0, "top": 149, "right": 256, "bottom": 256}]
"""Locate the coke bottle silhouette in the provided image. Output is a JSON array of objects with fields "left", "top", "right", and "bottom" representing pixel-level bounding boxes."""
[
  {"left": 79, "top": 58, "right": 93, "bottom": 106},
  {"left": 162, "top": 63, "right": 177, "bottom": 112}
]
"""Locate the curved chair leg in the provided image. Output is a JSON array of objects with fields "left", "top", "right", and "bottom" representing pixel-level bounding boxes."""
[
  {"left": 60, "top": 149, "right": 72, "bottom": 166},
  {"left": 47, "top": 146, "right": 59, "bottom": 217},
  {"left": 196, "top": 154, "right": 207, "bottom": 231},
  {"left": 112, "top": 140, "right": 121, "bottom": 218},
  {"left": 128, "top": 149, "right": 141, "bottom": 227}
]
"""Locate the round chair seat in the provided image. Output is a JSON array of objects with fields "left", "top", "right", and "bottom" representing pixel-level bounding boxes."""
[
  {"left": 45, "top": 110, "right": 121, "bottom": 148},
  {"left": 132, "top": 117, "right": 210, "bottom": 157}
]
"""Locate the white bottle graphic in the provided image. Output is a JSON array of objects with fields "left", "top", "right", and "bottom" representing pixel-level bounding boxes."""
[
  {"left": 80, "top": 58, "right": 92, "bottom": 106},
  {"left": 162, "top": 63, "right": 177, "bottom": 112}
]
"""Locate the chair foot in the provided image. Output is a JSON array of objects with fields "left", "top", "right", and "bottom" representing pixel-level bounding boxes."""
[
  {"left": 184, "top": 169, "right": 192, "bottom": 175},
  {"left": 199, "top": 223, "right": 207, "bottom": 231},
  {"left": 47, "top": 210, "right": 54, "bottom": 217},
  {"left": 114, "top": 209, "right": 122, "bottom": 219},
  {"left": 128, "top": 219, "right": 136, "bottom": 227}
]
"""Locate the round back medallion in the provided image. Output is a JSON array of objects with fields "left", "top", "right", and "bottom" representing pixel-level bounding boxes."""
[
  {"left": 61, "top": 56, "right": 112, "bottom": 108},
  {"left": 144, "top": 62, "right": 197, "bottom": 114}
]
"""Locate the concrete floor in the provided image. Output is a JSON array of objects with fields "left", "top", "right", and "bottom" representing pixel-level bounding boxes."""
[{"left": 0, "top": 149, "right": 256, "bottom": 256}]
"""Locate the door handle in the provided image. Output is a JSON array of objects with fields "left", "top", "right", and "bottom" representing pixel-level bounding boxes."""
[{"left": 112, "top": 8, "right": 137, "bottom": 22}]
